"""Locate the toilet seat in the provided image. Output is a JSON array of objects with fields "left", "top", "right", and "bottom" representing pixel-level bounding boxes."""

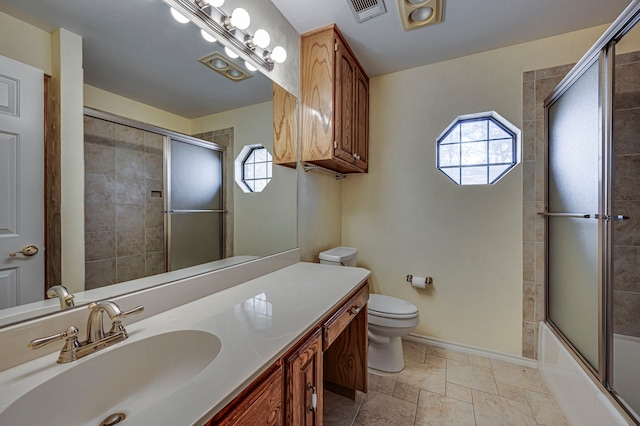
[{"left": 368, "top": 294, "right": 418, "bottom": 320}]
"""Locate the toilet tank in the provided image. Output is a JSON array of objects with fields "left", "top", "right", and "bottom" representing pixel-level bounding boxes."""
[{"left": 319, "top": 247, "right": 358, "bottom": 266}]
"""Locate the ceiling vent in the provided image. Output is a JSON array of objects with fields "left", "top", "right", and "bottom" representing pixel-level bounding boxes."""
[{"left": 347, "top": 0, "right": 387, "bottom": 23}]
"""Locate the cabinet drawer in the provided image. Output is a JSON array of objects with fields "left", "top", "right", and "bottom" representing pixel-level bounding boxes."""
[{"left": 323, "top": 284, "right": 369, "bottom": 350}]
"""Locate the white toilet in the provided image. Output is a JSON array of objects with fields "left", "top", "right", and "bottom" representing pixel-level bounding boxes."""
[{"left": 319, "top": 247, "right": 420, "bottom": 373}]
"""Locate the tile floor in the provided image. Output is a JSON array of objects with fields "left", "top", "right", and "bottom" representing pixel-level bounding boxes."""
[{"left": 324, "top": 340, "right": 569, "bottom": 426}]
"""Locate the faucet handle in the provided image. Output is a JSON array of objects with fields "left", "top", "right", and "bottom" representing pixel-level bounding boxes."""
[
  {"left": 28, "top": 326, "right": 79, "bottom": 350},
  {"left": 108, "top": 305, "right": 144, "bottom": 335}
]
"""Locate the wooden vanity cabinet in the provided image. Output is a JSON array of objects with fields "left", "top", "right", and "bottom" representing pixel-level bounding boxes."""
[
  {"left": 301, "top": 24, "right": 369, "bottom": 174},
  {"left": 209, "top": 281, "right": 368, "bottom": 426},
  {"left": 208, "top": 364, "right": 283, "bottom": 426},
  {"left": 285, "top": 329, "right": 323, "bottom": 425}
]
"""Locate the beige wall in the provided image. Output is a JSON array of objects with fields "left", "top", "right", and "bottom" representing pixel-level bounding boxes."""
[
  {"left": 340, "top": 24, "right": 610, "bottom": 355},
  {"left": 0, "top": 11, "right": 51, "bottom": 74},
  {"left": 84, "top": 86, "right": 190, "bottom": 134},
  {"left": 191, "top": 102, "right": 297, "bottom": 257}
]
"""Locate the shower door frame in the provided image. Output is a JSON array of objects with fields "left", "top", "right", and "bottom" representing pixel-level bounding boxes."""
[
  {"left": 542, "top": 0, "right": 640, "bottom": 421},
  {"left": 164, "top": 135, "right": 226, "bottom": 271}
]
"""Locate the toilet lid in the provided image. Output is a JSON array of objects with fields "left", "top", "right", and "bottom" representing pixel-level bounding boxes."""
[{"left": 368, "top": 294, "right": 419, "bottom": 319}]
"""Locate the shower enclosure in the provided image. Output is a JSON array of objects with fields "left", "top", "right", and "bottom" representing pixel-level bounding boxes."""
[
  {"left": 84, "top": 112, "right": 225, "bottom": 289},
  {"left": 543, "top": 1, "right": 640, "bottom": 421}
]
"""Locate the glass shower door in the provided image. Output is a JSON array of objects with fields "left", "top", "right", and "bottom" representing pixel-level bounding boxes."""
[
  {"left": 546, "top": 59, "right": 603, "bottom": 372},
  {"left": 167, "top": 138, "right": 224, "bottom": 271}
]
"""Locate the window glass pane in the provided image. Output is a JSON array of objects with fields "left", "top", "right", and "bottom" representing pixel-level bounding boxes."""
[
  {"left": 461, "top": 142, "right": 487, "bottom": 166},
  {"left": 489, "top": 165, "right": 511, "bottom": 183},
  {"left": 489, "top": 139, "right": 513, "bottom": 163},
  {"left": 440, "top": 126, "right": 461, "bottom": 144},
  {"left": 461, "top": 166, "right": 487, "bottom": 185},
  {"left": 439, "top": 144, "right": 460, "bottom": 166},
  {"left": 244, "top": 163, "right": 255, "bottom": 179},
  {"left": 441, "top": 167, "right": 461, "bottom": 184},
  {"left": 461, "top": 120, "right": 488, "bottom": 142},
  {"left": 254, "top": 179, "right": 268, "bottom": 192},
  {"left": 254, "top": 147, "right": 267, "bottom": 162},
  {"left": 489, "top": 120, "right": 511, "bottom": 139}
]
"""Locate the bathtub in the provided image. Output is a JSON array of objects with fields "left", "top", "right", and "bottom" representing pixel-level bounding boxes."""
[
  {"left": 613, "top": 333, "right": 640, "bottom": 419},
  {"left": 538, "top": 322, "right": 633, "bottom": 425}
]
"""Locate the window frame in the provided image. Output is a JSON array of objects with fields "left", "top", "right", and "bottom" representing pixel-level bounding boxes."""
[
  {"left": 436, "top": 111, "right": 521, "bottom": 185},
  {"left": 234, "top": 144, "right": 273, "bottom": 193}
]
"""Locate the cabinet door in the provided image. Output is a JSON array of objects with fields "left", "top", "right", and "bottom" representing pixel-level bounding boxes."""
[
  {"left": 210, "top": 365, "right": 283, "bottom": 426},
  {"left": 334, "top": 38, "right": 356, "bottom": 165},
  {"left": 285, "top": 329, "right": 323, "bottom": 426},
  {"left": 354, "top": 67, "right": 369, "bottom": 172}
]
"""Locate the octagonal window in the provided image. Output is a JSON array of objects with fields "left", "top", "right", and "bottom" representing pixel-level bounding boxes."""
[
  {"left": 234, "top": 144, "right": 272, "bottom": 193},
  {"left": 437, "top": 112, "right": 520, "bottom": 185}
]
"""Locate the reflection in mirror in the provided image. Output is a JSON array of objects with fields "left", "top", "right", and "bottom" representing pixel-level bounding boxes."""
[{"left": 0, "top": 0, "right": 297, "bottom": 327}]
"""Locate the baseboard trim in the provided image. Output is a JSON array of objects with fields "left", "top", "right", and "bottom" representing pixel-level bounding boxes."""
[{"left": 404, "top": 333, "right": 538, "bottom": 369}]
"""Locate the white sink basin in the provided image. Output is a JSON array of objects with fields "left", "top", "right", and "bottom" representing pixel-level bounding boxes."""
[{"left": 0, "top": 330, "right": 221, "bottom": 425}]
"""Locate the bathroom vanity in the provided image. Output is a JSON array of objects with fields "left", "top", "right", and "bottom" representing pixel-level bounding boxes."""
[
  {"left": 0, "top": 261, "right": 370, "bottom": 425},
  {"left": 211, "top": 277, "right": 369, "bottom": 425}
]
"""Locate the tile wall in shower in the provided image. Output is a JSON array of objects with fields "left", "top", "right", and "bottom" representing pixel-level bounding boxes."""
[
  {"left": 84, "top": 116, "right": 165, "bottom": 289},
  {"left": 613, "top": 51, "right": 640, "bottom": 338}
]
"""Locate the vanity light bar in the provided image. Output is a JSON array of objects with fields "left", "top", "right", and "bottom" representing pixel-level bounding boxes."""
[{"left": 162, "top": 0, "right": 275, "bottom": 72}]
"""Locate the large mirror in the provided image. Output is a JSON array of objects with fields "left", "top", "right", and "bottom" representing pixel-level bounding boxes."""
[{"left": 0, "top": 0, "right": 298, "bottom": 327}]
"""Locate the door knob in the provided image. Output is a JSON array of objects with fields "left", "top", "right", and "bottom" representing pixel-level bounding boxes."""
[{"left": 9, "top": 245, "right": 39, "bottom": 257}]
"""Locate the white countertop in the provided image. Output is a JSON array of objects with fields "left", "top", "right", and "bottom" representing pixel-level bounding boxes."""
[{"left": 0, "top": 262, "right": 370, "bottom": 425}]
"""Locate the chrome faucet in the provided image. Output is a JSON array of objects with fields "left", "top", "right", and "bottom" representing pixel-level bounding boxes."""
[
  {"left": 28, "top": 300, "right": 144, "bottom": 363},
  {"left": 46, "top": 285, "right": 75, "bottom": 310}
]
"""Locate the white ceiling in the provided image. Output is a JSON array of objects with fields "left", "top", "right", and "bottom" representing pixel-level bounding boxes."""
[
  {"left": 0, "top": 0, "right": 631, "bottom": 117},
  {"left": 271, "top": 0, "right": 631, "bottom": 77}
]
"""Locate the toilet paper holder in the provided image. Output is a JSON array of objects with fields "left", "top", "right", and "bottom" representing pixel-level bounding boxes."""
[{"left": 406, "top": 275, "right": 433, "bottom": 285}]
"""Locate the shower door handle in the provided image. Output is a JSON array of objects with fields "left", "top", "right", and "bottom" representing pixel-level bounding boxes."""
[
  {"left": 538, "top": 212, "right": 630, "bottom": 221},
  {"left": 537, "top": 212, "right": 592, "bottom": 218}
]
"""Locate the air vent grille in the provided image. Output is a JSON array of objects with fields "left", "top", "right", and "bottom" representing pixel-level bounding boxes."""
[{"left": 347, "top": 0, "right": 387, "bottom": 23}]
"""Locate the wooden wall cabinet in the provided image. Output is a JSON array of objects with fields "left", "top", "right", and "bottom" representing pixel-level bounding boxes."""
[
  {"left": 301, "top": 24, "right": 369, "bottom": 174},
  {"left": 273, "top": 83, "right": 298, "bottom": 168},
  {"left": 210, "top": 282, "right": 368, "bottom": 426}
]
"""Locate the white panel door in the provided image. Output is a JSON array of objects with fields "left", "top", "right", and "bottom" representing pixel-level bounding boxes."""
[{"left": 0, "top": 55, "right": 44, "bottom": 308}]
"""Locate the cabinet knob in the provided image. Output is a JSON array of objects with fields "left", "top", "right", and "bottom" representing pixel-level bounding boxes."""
[{"left": 349, "top": 305, "right": 361, "bottom": 315}]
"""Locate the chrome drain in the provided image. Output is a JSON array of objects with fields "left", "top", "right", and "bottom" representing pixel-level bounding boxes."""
[{"left": 100, "top": 412, "right": 126, "bottom": 426}]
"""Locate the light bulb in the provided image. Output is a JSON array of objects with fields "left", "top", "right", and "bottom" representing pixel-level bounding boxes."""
[
  {"left": 201, "top": 29, "right": 217, "bottom": 43},
  {"left": 245, "top": 61, "right": 257, "bottom": 72},
  {"left": 224, "top": 46, "right": 239, "bottom": 59},
  {"left": 230, "top": 8, "right": 250, "bottom": 30},
  {"left": 271, "top": 46, "right": 287, "bottom": 64},
  {"left": 253, "top": 29, "right": 270, "bottom": 49},
  {"left": 409, "top": 7, "right": 433, "bottom": 23},
  {"left": 170, "top": 8, "right": 190, "bottom": 24}
]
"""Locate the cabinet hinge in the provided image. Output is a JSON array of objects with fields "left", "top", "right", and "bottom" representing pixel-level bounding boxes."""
[
  {"left": 334, "top": 140, "right": 338, "bottom": 149},
  {"left": 334, "top": 41, "right": 338, "bottom": 52}
]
